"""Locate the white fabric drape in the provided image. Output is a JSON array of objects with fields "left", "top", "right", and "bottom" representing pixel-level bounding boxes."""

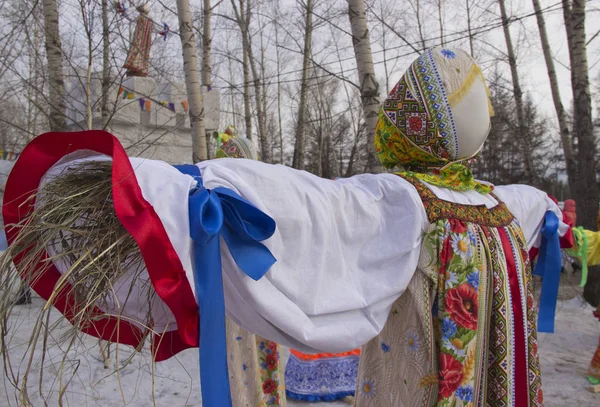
[{"left": 43, "top": 156, "right": 567, "bottom": 353}]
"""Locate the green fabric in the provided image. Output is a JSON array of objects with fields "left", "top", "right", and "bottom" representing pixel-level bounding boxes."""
[
  {"left": 566, "top": 227, "right": 589, "bottom": 287},
  {"left": 398, "top": 162, "right": 493, "bottom": 194}
]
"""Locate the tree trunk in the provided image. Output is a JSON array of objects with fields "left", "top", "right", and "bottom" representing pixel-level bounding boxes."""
[
  {"left": 202, "top": 0, "right": 213, "bottom": 157},
  {"left": 25, "top": 14, "right": 41, "bottom": 139},
  {"left": 242, "top": 42, "right": 252, "bottom": 139},
  {"left": 232, "top": 0, "right": 269, "bottom": 162},
  {"left": 345, "top": 129, "right": 359, "bottom": 177},
  {"left": 498, "top": 0, "right": 533, "bottom": 184},
  {"left": 41, "top": 0, "right": 66, "bottom": 131},
  {"left": 274, "top": 6, "right": 284, "bottom": 163},
  {"left": 176, "top": 0, "right": 207, "bottom": 161},
  {"left": 562, "top": 0, "right": 600, "bottom": 304},
  {"left": 585, "top": 267, "right": 600, "bottom": 307},
  {"left": 557, "top": 1, "right": 599, "bottom": 304},
  {"left": 232, "top": 0, "right": 253, "bottom": 142},
  {"left": 347, "top": 0, "right": 382, "bottom": 173},
  {"left": 437, "top": 0, "right": 444, "bottom": 47},
  {"left": 202, "top": 0, "right": 212, "bottom": 88},
  {"left": 466, "top": 0, "right": 474, "bottom": 56},
  {"left": 101, "top": 0, "right": 111, "bottom": 128},
  {"left": 292, "top": 0, "right": 313, "bottom": 170},
  {"left": 413, "top": 0, "right": 426, "bottom": 50},
  {"left": 260, "top": 29, "right": 270, "bottom": 161},
  {"left": 246, "top": 32, "right": 269, "bottom": 162},
  {"left": 227, "top": 54, "right": 238, "bottom": 130},
  {"left": 532, "top": 0, "right": 576, "bottom": 186},
  {"left": 327, "top": 133, "right": 340, "bottom": 179},
  {"left": 81, "top": 2, "right": 93, "bottom": 130},
  {"left": 563, "top": 0, "right": 598, "bottom": 229}
]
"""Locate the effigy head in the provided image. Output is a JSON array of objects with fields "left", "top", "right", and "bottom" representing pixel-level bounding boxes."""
[
  {"left": 137, "top": 3, "right": 150, "bottom": 14},
  {"left": 563, "top": 199, "right": 576, "bottom": 212},
  {"left": 375, "top": 47, "right": 494, "bottom": 172},
  {"left": 215, "top": 127, "right": 258, "bottom": 160}
]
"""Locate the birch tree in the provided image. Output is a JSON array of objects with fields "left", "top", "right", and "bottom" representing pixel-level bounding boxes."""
[
  {"left": 347, "top": 0, "right": 381, "bottom": 173},
  {"left": 80, "top": 0, "right": 95, "bottom": 130},
  {"left": 250, "top": 2, "right": 269, "bottom": 162},
  {"left": 177, "top": 0, "right": 207, "bottom": 161},
  {"left": 563, "top": 0, "right": 599, "bottom": 231},
  {"left": 562, "top": 0, "right": 600, "bottom": 304},
  {"left": 245, "top": 20, "right": 269, "bottom": 161},
  {"left": 465, "top": 0, "right": 475, "bottom": 56},
  {"left": 274, "top": 1, "right": 284, "bottom": 163},
  {"left": 203, "top": 0, "right": 213, "bottom": 157},
  {"left": 229, "top": 0, "right": 270, "bottom": 161},
  {"left": 292, "top": 0, "right": 314, "bottom": 170},
  {"left": 497, "top": 0, "right": 533, "bottom": 184},
  {"left": 101, "top": 0, "right": 111, "bottom": 127},
  {"left": 230, "top": 0, "right": 253, "bottom": 143},
  {"left": 436, "top": 0, "right": 444, "bottom": 47},
  {"left": 531, "top": 0, "right": 575, "bottom": 187},
  {"left": 42, "top": 0, "right": 66, "bottom": 131}
]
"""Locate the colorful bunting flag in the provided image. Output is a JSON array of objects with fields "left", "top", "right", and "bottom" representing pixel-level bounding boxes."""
[
  {"left": 122, "top": 89, "right": 135, "bottom": 100},
  {"left": 0, "top": 149, "right": 20, "bottom": 161},
  {"left": 120, "top": 88, "right": 187, "bottom": 113}
]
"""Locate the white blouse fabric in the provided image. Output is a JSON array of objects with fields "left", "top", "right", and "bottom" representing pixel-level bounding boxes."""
[
  {"left": 198, "top": 159, "right": 428, "bottom": 353},
  {"left": 42, "top": 156, "right": 566, "bottom": 354}
]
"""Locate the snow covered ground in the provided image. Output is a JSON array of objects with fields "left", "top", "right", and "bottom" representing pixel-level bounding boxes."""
[{"left": 0, "top": 294, "right": 598, "bottom": 406}]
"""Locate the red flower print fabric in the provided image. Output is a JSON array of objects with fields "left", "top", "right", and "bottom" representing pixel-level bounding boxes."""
[{"left": 445, "top": 283, "right": 478, "bottom": 330}]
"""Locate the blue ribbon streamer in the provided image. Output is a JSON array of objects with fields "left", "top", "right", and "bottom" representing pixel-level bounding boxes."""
[
  {"left": 532, "top": 211, "right": 562, "bottom": 333},
  {"left": 174, "top": 164, "right": 277, "bottom": 406}
]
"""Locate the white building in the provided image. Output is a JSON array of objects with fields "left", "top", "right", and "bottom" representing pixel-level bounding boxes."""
[{"left": 65, "top": 74, "right": 220, "bottom": 164}]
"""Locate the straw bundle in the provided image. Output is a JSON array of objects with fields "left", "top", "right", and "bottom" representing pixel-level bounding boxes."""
[{"left": 0, "top": 161, "right": 155, "bottom": 405}]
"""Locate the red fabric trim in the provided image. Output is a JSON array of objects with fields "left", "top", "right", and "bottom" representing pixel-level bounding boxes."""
[
  {"left": 2, "top": 131, "right": 198, "bottom": 361},
  {"left": 289, "top": 349, "right": 361, "bottom": 360},
  {"left": 530, "top": 195, "right": 574, "bottom": 263},
  {"left": 498, "top": 228, "right": 528, "bottom": 407},
  {"left": 559, "top": 229, "right": 574, "bottom": 250},
  {"left": 529, "top": 247, "right": 539, "bottom": 263},
  {"left": 548, "top": 194, "right": 575, "bottom": 250}
]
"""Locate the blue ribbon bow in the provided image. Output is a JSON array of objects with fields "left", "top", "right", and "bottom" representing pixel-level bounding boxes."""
[
  {"left": 174, "top": 165, "right": 277, "bottom": 406},
  {"left": 532, "top": 211, "right": 562, "bottom": 333}
]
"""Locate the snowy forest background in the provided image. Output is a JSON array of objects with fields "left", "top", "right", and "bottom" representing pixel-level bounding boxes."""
[
  {"left": 0, "top": 1, "right": 599, "bottom": 282},
  {"left": 0, "top": 1, "right": 600, "bottom": 406},
  {"left": 0, "top": 0, "right": 597, "bottom": 184},
  {"left": 1, "top": 0, "right": 600, "bottom": 299}
]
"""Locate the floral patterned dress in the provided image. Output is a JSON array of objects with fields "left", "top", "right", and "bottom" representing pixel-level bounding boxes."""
[
  {"left": 355, "top": 175, "right": 543, "bottom": 407},
  {"left": 226, "top": 318, "right": 286, "bottom": 407},
  {"left": 285, "top": 349, "right": 360, "bottom": 401}
]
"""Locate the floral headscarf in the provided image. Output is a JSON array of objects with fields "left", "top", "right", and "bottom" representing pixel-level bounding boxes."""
[
  {"left": 376, "top": 47, "right": 495, "bottom": 193},
  {"left": 216, "top": 126, "right": 258, "bottom": 160}
]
